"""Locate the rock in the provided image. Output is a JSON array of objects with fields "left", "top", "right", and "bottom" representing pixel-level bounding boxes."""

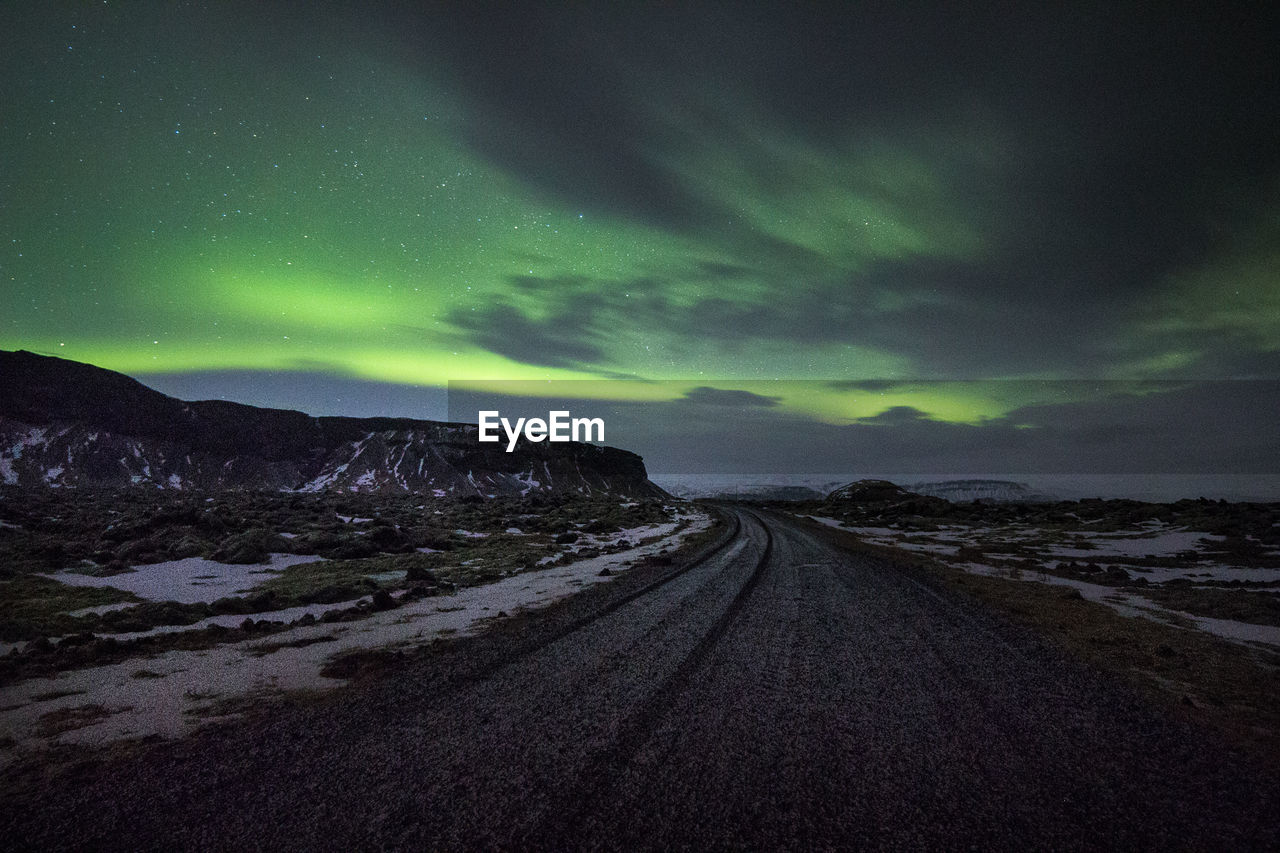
[
  {"left": 58, "top": 631, "right": 97, "bottom": 648},
  {"left": 406, "top": 565, "right": 439, "bottom": 584},
  {"left": 213, "top": 528, "right": 277, "bottom": 564}
]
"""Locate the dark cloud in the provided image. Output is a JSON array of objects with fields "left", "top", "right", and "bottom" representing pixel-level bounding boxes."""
[
  {"left": 679, "top": 387, "right": 782, "bottom": 408},
  {"left": 385, "top": 3, "right": 1279, "bottom": 381},
  {"left": 1189, "top": 349, "right": 1280, "bottom": 381},
  {"left": 383, "top": 4, "right": 701, "bottom": 227},
  {"left": 509, "top": 274, "right": 594, "bottom": 293},
  {"left": 449, "top": 261, "right": 1156, "bottom": 380},
  {"left": 694, "top": 261, "right": 757, "bottom": 281},
  {"left": 450, "top": 379, "right": 1280, "bottom": 475},
  {"left": 855, "top": 406, "right": 932, "bottom": 425},
  {"left": 446, "top": 303, "right": 606, "bottom": 370},
  {"left": 826, "top": 380, "right": 908, "bottom": 392},
  {"left": 400, "top": 5, "right": 1276, "bottom": 232}
]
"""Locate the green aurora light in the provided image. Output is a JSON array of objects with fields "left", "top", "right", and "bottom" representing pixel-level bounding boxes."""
[{"left": 3, "top": 3, "right": 1277, "bottom": 430}]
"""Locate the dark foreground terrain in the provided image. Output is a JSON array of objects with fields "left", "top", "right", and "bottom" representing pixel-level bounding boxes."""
[{"left": 5, "top": 508, "right": 1278, "bottom": 850}]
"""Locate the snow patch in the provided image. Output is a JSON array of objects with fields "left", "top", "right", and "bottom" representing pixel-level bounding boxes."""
[{"left": 43, "top": 553, "right": 324, "bottom": 605}]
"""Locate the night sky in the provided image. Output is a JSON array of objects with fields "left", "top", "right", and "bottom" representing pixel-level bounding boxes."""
[{"left": 3, "top": 2, "right": 1278, "bottom": 475}]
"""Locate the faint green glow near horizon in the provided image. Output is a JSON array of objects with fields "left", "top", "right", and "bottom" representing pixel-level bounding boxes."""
[{"left": 446, "top": 379, "right": 1138, "bottom": 428}]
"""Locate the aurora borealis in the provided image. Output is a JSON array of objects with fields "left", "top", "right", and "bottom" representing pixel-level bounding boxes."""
[{"left": 3, "top": 2, "right": 1278, "bottom": 475}]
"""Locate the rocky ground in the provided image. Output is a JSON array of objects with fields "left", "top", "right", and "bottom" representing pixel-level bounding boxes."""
[{"left": 0, "top": 489, "right": 706, "bottom": 766}]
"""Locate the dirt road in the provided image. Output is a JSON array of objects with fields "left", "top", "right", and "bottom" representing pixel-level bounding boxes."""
[{"left": 6, "top": 508, "right": 1278, "bottom": 850}]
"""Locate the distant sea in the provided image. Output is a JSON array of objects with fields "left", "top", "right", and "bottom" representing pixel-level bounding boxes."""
[{"left": 649, "top": 473, "right": 1280, "bottom": 503}]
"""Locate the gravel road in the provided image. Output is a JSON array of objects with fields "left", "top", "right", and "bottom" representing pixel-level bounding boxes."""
[{"left": 6, "top": 507, "right": 1278, "bottom": 850}]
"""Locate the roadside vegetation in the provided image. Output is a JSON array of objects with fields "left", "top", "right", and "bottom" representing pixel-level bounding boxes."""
[{"left": 0, "top": 487, "right": 681, "bottom": 684}]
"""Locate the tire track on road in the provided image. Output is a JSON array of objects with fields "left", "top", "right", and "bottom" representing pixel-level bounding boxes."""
[
  {"left": 539, "top": 508, "right": 774, "bottom": 845},
  {"left": 386, "top": 508, "right": 745, "bottom": 699},
  {"left": 561, "top": 509, "right": 743, "bottom": 637}
]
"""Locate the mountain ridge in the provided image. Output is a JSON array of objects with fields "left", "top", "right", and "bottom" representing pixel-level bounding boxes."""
[{"left": 0, "top": 350, "right": 665, "bottom": 498}]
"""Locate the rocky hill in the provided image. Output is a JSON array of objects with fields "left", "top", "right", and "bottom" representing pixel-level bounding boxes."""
[
  {"left": 827, "top": 479, "right": 914, "bottom": 502},
  {"left": 907, "top": 479, "right": 1054, "bottom": 503},
  {"left": 0, "top": 350, "right": 666, "bottom": 498},
  {"left": 826, "top": 479, "right": 950, "bottom": 513}
]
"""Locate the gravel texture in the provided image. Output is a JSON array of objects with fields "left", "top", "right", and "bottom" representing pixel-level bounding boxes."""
[{"left": 4, "top": 507, "right": 1278, "bottom": 850}]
